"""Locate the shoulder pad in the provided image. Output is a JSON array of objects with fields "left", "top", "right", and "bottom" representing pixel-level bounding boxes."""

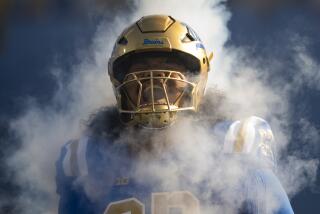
[
  {"left": 62, "top": 136, "right": 89, "bottom": 177},
  {"left": 224, "top": 116, "right": 276, "bottom": 167}
]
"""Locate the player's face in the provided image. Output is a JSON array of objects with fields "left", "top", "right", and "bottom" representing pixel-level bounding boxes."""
[{"left": 121, "top": 56, "right": 193, "bottom": 110}]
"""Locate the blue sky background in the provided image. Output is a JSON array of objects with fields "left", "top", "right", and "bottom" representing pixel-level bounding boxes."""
[{"left": 0, "top": 0, "right": 319, "bottom": 213}]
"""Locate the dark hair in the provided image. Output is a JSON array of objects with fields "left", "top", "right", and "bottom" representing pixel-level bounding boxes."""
[{"left": 86, "top": 106, "right": 123, "bottom": 140}]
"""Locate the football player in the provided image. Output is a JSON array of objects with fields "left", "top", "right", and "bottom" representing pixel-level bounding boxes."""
[{"left": 56, "top": 15, "right": 294, "bottom": 214}]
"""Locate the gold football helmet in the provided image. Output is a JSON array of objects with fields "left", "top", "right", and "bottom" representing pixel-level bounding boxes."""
[{"left": 108, "top": 15, "right": 213, "bottom": 128}]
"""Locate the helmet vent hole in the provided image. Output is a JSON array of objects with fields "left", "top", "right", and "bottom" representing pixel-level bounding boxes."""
[
  {"left": 186, "top": 33, "right": 195, "bottom": 41},
  {"left": 118, "top": 37, "right": 128, "bottom": 45},
  {"left": 203, "top": 58, "right": 206, "bottom": 64}
]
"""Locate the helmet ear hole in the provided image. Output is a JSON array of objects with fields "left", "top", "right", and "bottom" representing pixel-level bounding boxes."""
[{"left": 202, "top": 58, "right": 206, "bottom": 64}]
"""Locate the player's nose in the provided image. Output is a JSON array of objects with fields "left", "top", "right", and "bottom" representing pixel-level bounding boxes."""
[{"left": 141, "top": 71, "right": 167, "bottom": 103}]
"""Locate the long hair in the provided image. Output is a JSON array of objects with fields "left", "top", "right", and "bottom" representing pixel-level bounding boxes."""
[{"left": 86, "top": 106, "right": 124, "bottom": 140}]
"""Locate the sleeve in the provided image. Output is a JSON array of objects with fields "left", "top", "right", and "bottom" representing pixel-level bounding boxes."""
[
  {"left": 223, "top": 116, "right": 294, "bottom": 213},
  {"left": 244, "top": 168, "right": 294, "bottom": 214},
  {"left": 224, "top": 116, "right": 276, "bottom": 168},
  {"left": 55, "top": 140, "right": 94, "bottom": 214}
]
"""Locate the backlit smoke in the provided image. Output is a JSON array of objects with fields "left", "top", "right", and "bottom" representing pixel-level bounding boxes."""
[{"left": 5, "top": 0, "right": 319, "bottom": 213}]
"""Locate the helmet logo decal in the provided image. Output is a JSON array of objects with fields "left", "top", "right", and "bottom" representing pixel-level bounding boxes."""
[{"left": 143, "top": 38, "right": 164, "bottom": 45}]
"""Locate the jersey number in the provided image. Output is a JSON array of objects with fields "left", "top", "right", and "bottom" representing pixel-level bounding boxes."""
[{"left": 104, "top": 191, "right": 200, "bottom": 214}]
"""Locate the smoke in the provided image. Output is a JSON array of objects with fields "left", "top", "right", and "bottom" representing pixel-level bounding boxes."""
[
  {"left": 4, "top": 0, "right": 319, "bottom": 213},
  {"left": 210, "top": 39, "right": 320, "bottom": 197},
  {"left": 5, "top": 13, "right": 127, "bottom": 213}
]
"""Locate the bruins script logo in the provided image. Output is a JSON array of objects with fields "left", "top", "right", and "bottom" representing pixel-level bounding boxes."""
[{"left": 143, "top": 38, "right": 164, "bottom": 45}]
